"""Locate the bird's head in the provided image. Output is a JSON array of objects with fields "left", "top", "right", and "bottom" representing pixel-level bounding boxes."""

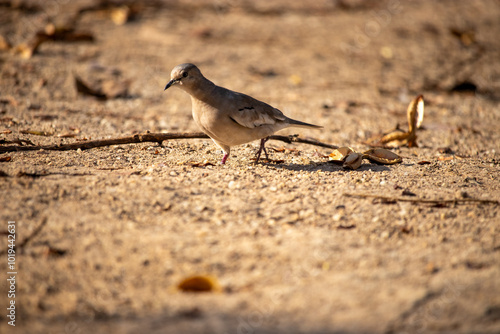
[{"left": 164, "top": 63, "right": 202, "bottom": 91}]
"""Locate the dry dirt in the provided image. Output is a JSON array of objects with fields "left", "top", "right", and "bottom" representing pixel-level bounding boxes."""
[{"left": 1, "top": 1, "right": 500, "bottom": 333}]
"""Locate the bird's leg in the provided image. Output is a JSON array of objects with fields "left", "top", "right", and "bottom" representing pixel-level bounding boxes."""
[
  {"left": 255, "top": 137, "right": 269, "bottom": 163},
  {"left": 221, "top": 152, "right": 229, "bottom": 165}
]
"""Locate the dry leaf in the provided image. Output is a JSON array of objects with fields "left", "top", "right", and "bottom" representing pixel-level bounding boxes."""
[
  {"left": 337, "top": 224, "right": 356, "bottom": 230},
  {"left": 0, "top": 34, "right": 11, "bottom": 51},
  {"left": 111, "top": 6, "right": 131, "bottom": 25},
  {"left": 20, "top": 129, "right": 53, "bottom": 136},
  {"left": 189, "top": 160, "right": 215, "bottom": 167},
  {"left": 57, "top": 132, "right": 77, "bottom": 138},
  {"left": 178, "top": 275, "right": 220, "bottom": 293},
  {"left": 407, "top": 95, "right": 424, "bottom": 133},
  {"left": 363, "top": 148, "right": 402, "bottom": 164},
  {"left": 0, "top": 156, "right": 12, "bottom": 162},
  {"left": 43, "top": 246, "right": 67, "bottom": 258},
  {"left": 69, "top": 126, "right": 81, "bottom": 134},
  {"left": 14, "top": 24, "right": 93, "bottom": 59},
  {"left": 329, "top": 147, "right": 355, "bottom": 162},
  {"left": 343, "top": 152, "right": 363, "bottom": 170},
  {"left": 365, "top": 95, "right": 424, "bottom": 148}
]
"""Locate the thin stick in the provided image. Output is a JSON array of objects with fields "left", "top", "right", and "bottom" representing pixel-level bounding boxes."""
[
  {"left": 343, "top": 193, "right": 499, "bottom": 205},
  {"left": 0, "top": 132, "right": 337, "bottom": 153},
  {"left": 0, "top": 218, "right": 48, "bottom": 255},
  {"left": 17, "top": 217, "right": 48, "bottom": 249}
]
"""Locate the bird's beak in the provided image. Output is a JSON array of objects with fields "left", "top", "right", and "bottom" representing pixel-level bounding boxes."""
[{"left": 164, "top": 79, "right": 178, "bottom": 91}]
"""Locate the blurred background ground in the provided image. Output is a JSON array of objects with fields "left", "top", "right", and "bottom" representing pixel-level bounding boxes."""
[{"left": 0, "top": 0, "right": 499, "bottom": 333}]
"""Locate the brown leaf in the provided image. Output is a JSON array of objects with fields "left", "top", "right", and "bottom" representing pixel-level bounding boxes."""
[
  {"left": 0, "top": 34, "right": 11, "bottom": 51},
  {"left": 450, "top": 27, "right": 476, "bottom": 46},
  {"left": 365, "top": 95, "right": 424, "bottom": 148},
  {"left": 0, "top": 156, "right": 12, "bottom": 162},
  {"left": 407, "top": 95, "right": 424, "bottom": 133},
  {"left": 14, "top": 24, "right": 94, "bottom": 58},
  {"left": 21, "top": 130, "right": 52, "bottom": 136},
  {"left": 57, "top": 132, "right": 77, "bottom": 138},
  {"left": 329, "top": 146, "right": 354, "bottom": 163},
  {"left": 20, "top": 129, "right": 54, "bottom": 136},
  {"left": 343, "top": 152, "right": 363, "bottom": 170},
  {"left": 69, "top": 126, "right": 81, "bottom": 134},
  {"left": 363, "top": 148, "right": 402, "bottom": 164},
  {"left": 189, "top": 160, "right": 216, "bottom": 167},
  {"left": 400, "top": 226, "right": 411, "bottom": 234},
  {"left": 43, "top": 246, "right": 67, "bottom": 258},
  {"left": 178, "top": 275, "right": 220, "bottom": 293},
  {"left": 110, "top": 6, "right": 131, "bottom": 25},
  {"left": 337, "top": 224, "right": 356, "bottom": 230}
]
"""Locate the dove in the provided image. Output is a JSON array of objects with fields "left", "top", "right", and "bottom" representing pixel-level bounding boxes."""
[{"left": 164, "top": 63, "right": 322, "bottom": 164}]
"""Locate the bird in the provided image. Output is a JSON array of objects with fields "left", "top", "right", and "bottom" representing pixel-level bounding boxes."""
[{"left": 164, "top": 63, "right": 322, "bottom": 164}]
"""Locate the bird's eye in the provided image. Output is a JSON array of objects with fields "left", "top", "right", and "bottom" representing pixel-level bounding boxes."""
[{"left": 182, "top": 71, "right": 188, "bottom": 78}]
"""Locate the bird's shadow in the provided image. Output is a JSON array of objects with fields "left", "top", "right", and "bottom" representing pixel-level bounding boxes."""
[{"left": 259, "top": 161, "right": 393, "bottom": 173}]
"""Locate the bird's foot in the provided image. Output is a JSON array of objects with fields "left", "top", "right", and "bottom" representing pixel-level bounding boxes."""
[{"left": 255, "top": 137, "right": 270, "bottom": 163}]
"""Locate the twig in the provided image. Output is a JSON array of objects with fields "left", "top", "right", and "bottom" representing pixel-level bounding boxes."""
[
  {"left": 0, "top": 132, "right": 337, "bottom": 153},
  {"left": 17, "top": 217, "right": 48, "bottom": 249},
  {"left": 343, "top": 193, "right": 499, "bottom": 205},
  {"left": 0, "top": 218, "right": 48, "bottom": 255},
  {"left": 269, "top": 135, "right": 338, "bottom": 149}
]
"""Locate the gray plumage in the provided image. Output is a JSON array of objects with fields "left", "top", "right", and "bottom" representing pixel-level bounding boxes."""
[{"left": 164, "top": 63, "right": 322, "bottom": 164}]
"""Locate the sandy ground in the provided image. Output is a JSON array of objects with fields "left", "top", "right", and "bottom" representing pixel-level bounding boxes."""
[{"left": 1, "top": 0, "right": 500, "bottom": 333}]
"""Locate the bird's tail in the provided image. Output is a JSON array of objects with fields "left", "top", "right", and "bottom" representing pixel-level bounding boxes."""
[{"left": 287, "top": 118, "right": 323, "bottom": 129}]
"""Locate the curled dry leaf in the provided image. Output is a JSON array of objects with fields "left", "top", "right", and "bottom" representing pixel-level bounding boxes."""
[
  {"left": 178, "top": 275, "right": 220, "bottom": 293},
  {"left": 343, "top": 152, "right": 363, "bottom": 170},
  {"left": 329, "top": 147, "right": 355, "bottom": 162},
  {"left": 329, "top": 147, "right": 402, "bottom": 169},
  {"left": 365, "top": 95, "right": 424, "bottom": 148},
  {"left": 408, "top": 94, "right": 424, "bottom": 133},
  {"left": 363, "top": 148, "right": 402, "bottom": 164}
]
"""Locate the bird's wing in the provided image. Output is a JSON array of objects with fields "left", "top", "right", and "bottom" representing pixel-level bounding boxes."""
[{"left": 227, "top": 92, "right": 286, "bottom": 129}]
